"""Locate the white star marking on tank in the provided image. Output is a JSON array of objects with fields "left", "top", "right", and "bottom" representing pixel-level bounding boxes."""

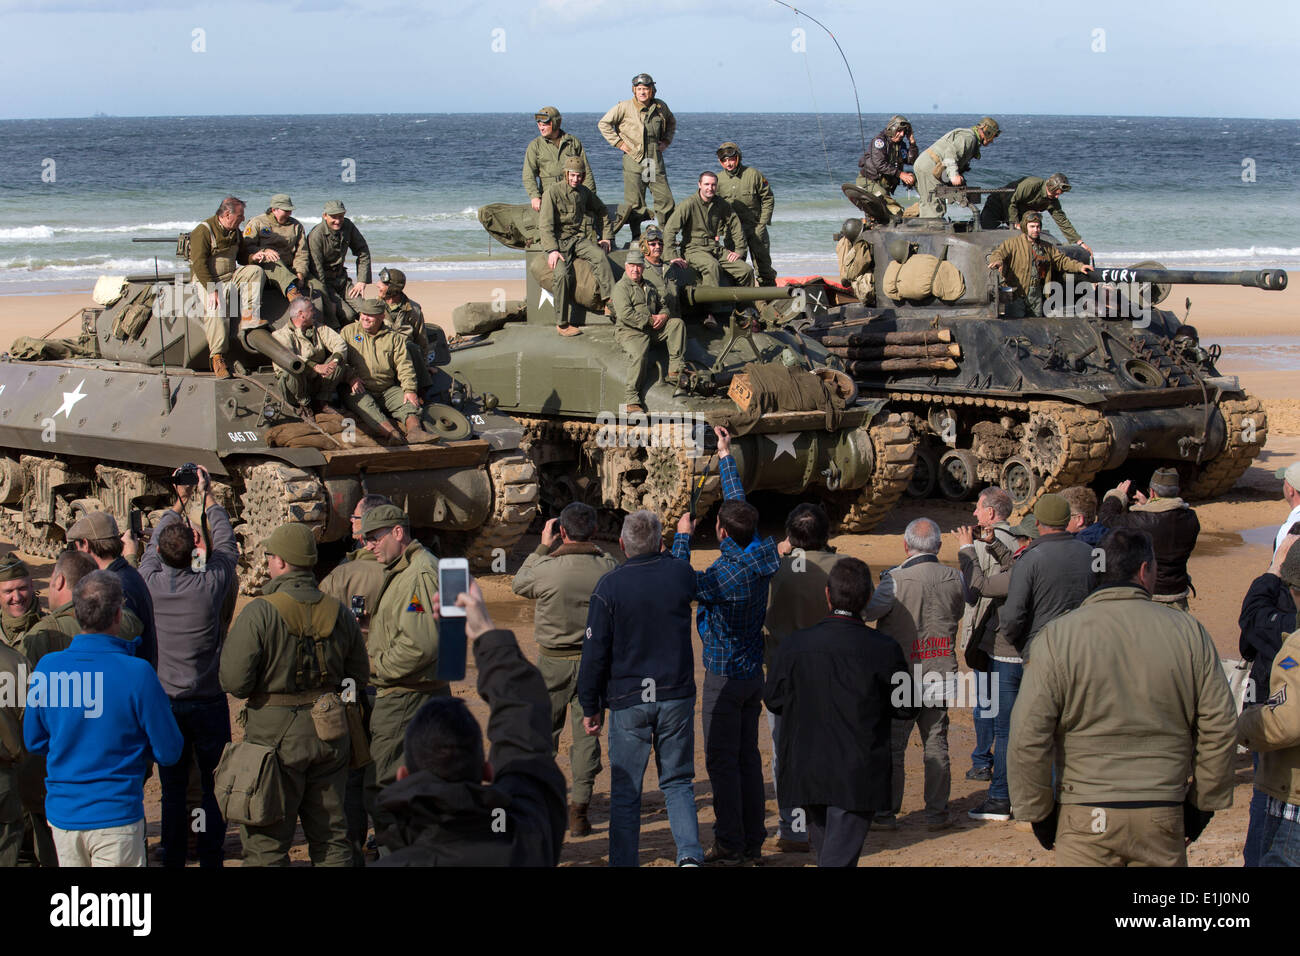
[
  {"left": 539, "top": 288, "right": 555, "bottom": 308},
  {"left": 767, "top": 432, "right": 798, "bottom": 459},
  {"left": 54, "top": 379, "right": 87, "bottom": 419}
]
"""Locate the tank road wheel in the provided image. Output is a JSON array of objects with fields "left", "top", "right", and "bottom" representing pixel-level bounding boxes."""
[
  {"left": 938, "top": 449, "right": 981, "bottom": 501},
  {"left": 0, "top": 509, "right": 63, "bottom": 560},
  {"left": 1184, "top": 396, "right": 1268, "bottom": 500},
  {"left": 835, "top": 414, "right": 918, "bottom": 534},
  {"left": 906, "top": 444, "right": 939, "bottom": 499},
  {"left": 463, "top": 452, "right": 540, "bottom": 572},
  {"left": 233, "top": 460, "right": 329, "bottom": 595},
  {"left": 999, "top": 456, "right": 1040, "bottom": 510},
  {"left": 1012, "top": 401, "right": 1113, "bottom": 514},
  {"left": 640, "top": 444, "right": 722, "bottom": 545}
]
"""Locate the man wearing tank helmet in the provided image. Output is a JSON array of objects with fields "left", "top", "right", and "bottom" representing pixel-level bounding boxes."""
[
  {"left": 989, "top": 212, "right": 1095, "bottom": 317},
  {"left": 856, "top": 115, "right": 918, "bottom": 217},
  {"left": 979, "top": 174, "right": 1090, "bottom": 254},
  {"left": 599, "top": 73, "right": 676, "bottom": 239},
  {"left": 523, "top": 106, "right": 596, "bottom": 213},
  {"left": 716, "top": 142, "right": 776, "bottom": 286},
  {"left": 913, "top": 117, "right": 1000, "bottom": 218}
]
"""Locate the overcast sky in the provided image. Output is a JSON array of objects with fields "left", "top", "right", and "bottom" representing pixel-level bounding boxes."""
[{"left": 3, "top": 0, "right": 1297, "bottom": 119}]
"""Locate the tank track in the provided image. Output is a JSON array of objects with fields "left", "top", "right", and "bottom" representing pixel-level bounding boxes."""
[
  {"left": 462, "top": 452, "right": 540, "bottom": 571},
  {"left": 1184, "top": 397, "right": 1268, "bottom": 499},
  {"left": 835, "top": 413, "right": 918, "bottom": 533},
  {"left": 233, "top": 460, "right": 329, "bottom": 595},
  {"left": 0, "top": 508, "right": 63, "bottom": 560}
]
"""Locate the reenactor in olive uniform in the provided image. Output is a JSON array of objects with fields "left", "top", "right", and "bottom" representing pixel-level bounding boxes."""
[
  {"left": 242, "top": 193, "right": 310, "bottom": 303},
  {"left": 980, "top": 174, "right": 1090, "bottom": 252},
  {"left": 664, "top": 171, "right": 754, "bottom": 288},
  {"left": 640, "top": 224, "right": 689, "bottom": 318},
  {"left": 377, "top": 268, "right": 434, "bottom": 395},
  {"left": 540, "top": 157, "right": 615, "bottom": 337},
  {"left": 599, "top": 73, "right": 676, "bottom": 237},
  {"left": 271, "top": 298, "right": 348, "bottom": 419},
  {"left": 219, "top": 523, "right": 369, "bottom": 866},
  {"left": 340, "top": 300, "right": 436, "bottom": 445},
  {"left": 511, "top": 505, "right": 618, "bottom": 837},
  {"left": 523, "top": 106, "right": 596, "bottom": 212},
  {"left": 912, "top": 117, "right": 1000, "bottom": 218},
  {"left": 307, "top": 199, "right": 371, "bottom": 329},
  {"left": 716, "top": 142, "right": 777, "bottom": 286},
  {"left": 189, "top": 196, "right": 270, "bottom": 379},
  {"left": 0, "top": 556, "right": 39, "bottom": 653},
  {"left": 356, "top": 504, "right": 448, "bottom": 840},
  {"left": 612, "top": 249, "right": 686, "bottom": 414},
  {"left": 0, "top": 638, "right": 25, "bottom": 868},
  {"left": 988, "top": 212, "right": 1095, "bottom": 317},
  {"left": 855, "top": 115, "right": 918, "bottom": 217}
]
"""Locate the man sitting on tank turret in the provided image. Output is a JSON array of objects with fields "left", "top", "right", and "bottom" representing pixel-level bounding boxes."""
[
  {"left": 340, "top": 299, "right": 437, "bottom": 446},
  {"left": 855, "top": 115, "right": 918, "bottom": 218},
  {"left": 612, "top": 249, "right": 686, "bottom": 415},
  {"left": 665, "top": 171, "right": 754, "bottom": 289},
  {"left": 979, "top": 174, "right": 1091, "bottom": 254},
  {"left": 541, "top": 157, "right": 615, "bottom": 338},
  {"left": 988, "top": 212, "right": 1095, "bottom": 317},
  {"left": 377, "top": 267, "right": 434, "bottom": 398},
  {"left": 271, "top": 298, "right": 348, "bottom": 422},
  {"left": 190, "top": 196, "right": 271, "bottom": 380},
  {"left": 243, "top": 193, "right": 310, "bottom": 305}
]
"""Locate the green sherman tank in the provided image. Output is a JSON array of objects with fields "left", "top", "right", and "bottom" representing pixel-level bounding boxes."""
[
  {"left": 0, "top": 240, "right": 538, "bottom": 592},
  {"left": 798, "top": 185, "right": 1286, "bottom": 510},
  {"left": 443, "top": 242, "right": 917, "bottom": 534}
]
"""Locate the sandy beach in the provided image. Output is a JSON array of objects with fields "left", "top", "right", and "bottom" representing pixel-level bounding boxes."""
[{"left": 1, "top": 274, "right": 1296, "bottom": 867}]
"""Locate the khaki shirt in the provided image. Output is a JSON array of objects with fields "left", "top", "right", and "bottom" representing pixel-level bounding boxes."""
[
  {"left": 369, "top": 540, "right": 446, "bottom": 691},
  {"left": 307, "top": 218, "right": 371, "bottom": 286},
  {"left": 190, "top": 214, "right": 250, "bottom": 287},
  {"left": 23, "top": 601, "right": 143, "bottom": 665},
  {"left": 340, "top": 321, "right": 417, "bottom": 393},
  {"left": 598, "top": 97, "right": 676, "bottom": 163},
  {"left": 511, "top": 542, "right": 618, "bottom": 652},
  {"left": 383, "top": 295, "right": 428, "bottom": 355},
  {"left": 539, "top": 180, "right": 610, "bottom": 252},
  {"left": 611, "top": 274, "right": 665, "bottom": 332},
  {"left": 272, "top": 321, "right": 347, "bottom": 366},
  {"left": 989, "top": 232, "right": 1089, "bottom": 301},
  {"left": 243, "top": 212, "right": 310, "bottom": 276},
  {"left": 717, "top": 163, "right": 774, "bottom": 231},
  {"left": 663, "top": 192, "right": 748, "bottom": 260},
  {"left": 763, "top": 548, "right": 842, "bottom": 670},
  {"left": 922, "top": 127, "right": 982, "bottom": 180},
  {"left": 1239, "top": 629, "right": 1300, "bottom": 805},
  {"left": 523, "top": 131, "right": 596, "bottom": 200},
  {"left": 643, "top": 258, "right": 688, "bottom": 316}
]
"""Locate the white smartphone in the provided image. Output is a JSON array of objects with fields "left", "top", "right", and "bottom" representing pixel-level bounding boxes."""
[{"left": 437, "top": 558, "right": 470, "bottom": 618}]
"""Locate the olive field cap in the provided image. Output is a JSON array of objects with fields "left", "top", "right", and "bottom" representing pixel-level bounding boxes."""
[
  {"left": 1021, "top": 211, "right": 1042, "bottom": 226},
  {"left": 1277, "top": 463, "right": 1300, "bottom": 489},
  {"left": 361, "top": 504, "right": 408, "bottom": 536},
  {"left": 357, "top": 298, "right": 385, "bottom": 316},
  {"left": 261, "top": 522, "right": 318, "bottom": 567},
  {"left": 1012, "top": 514, "right": 1040, "bottom": 540},
  {"left": 269, "top": 194, "right": 295, "bottom": 211},
  {"left": 323, "top": 200, "right": 347, "bottom": 215},
  {"left": 631, "top": 73, "right": 655, "bottom": 87},
  {"left": 0, "top": 554, "right": 31, "bottom": 582},
  {"left": 1045, "top": 173, "right": 1071, "bottom": 193},
  {"left": 977, "top": 117, "right": 1000, "bottom": 138},
  {"left": 1280, "top": 546, "right": 1300, "bottom": 590},
  {"left": 563, "top": 156, "right": 585, "bottom": 173},
  {"left": 716, "top": 142, "right": 740, "bottom": 159},
  {"left": 1033, "top": 493, "right": 1070, "bottom": 529},
  {"left": 66, "top": 511, "right": 120, "bottom": 542},
  {"left": 626, "top": 249, "right": 645, "bottom": 265},
  {"left": 534, "top": 106, "right": 560, "bottom": 124},
  {"left": 379, "top": 267, "right": 406, "bottom": 290}
]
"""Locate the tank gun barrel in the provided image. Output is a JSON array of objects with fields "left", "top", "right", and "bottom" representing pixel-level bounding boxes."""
[
  {"left": 1095, "top": 267, "right": 1287, "bottom": 291},
  {"left": 240, "top": 327, "right": 305, "bottom": 375},
  {"left": 683, "top": 285, "right": 794, "bottom": 307}
]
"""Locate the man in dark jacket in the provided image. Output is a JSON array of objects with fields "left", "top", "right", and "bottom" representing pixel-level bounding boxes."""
[
  {"left": 855, "top": 114, "right": 918, "bottom": 217},
  {"left": 765, "top": 558, "right": 913, "bottom": 866},
  {"left": 578, "top": 509, "right": 702, "bottom": 866},
  {"left": 66, "top": 510, "right": 157, "bottom": 669},
  {"left": 1099, "top": 468, "right": 1200, "bottom": 609},
  {"left": 376, "top": 579, "right": 566, "bottom": 866}
]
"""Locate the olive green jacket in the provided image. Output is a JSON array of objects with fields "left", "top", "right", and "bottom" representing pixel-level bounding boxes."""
[
  {"left": 610, "top": 274, "right": 666, "bottom": 332},
  {"left": 307, "top": 218, "right": 372, "bottom": 286},
  {"left": 523, "top": 131, "right": 596, "bottom": 200},
  {"left": 762, "top": 548, "right": 841, "bottom": 670},
  {"left": 340, "top": 321, "right": 417, "bottom": 393},
  {"left": 319, "top": 548, "right": 387, "bottom": 634},
  {"left": 23, "top": 600, "right": 143, "bottom": 665},
  {"left": 1008, "top": 586, "right": 1237, "bottom": 821},
  {"left": 190, "top": 214, "right": 251, "bottom": 287},
  {"left": 0, "top": 641, "right": 25, "bottom": 763},
  {"left": 369, "top": 540, "right": 446, "bottom": 690},
  {"left": 220, "top": 570, "right": 368, "bottom": 698},
  {"left": 717, "top": 163, "right": 774, "bottom": 232},
  {"left": 922, "top": 127, "right": 982, "bottom": 180},
  {"left": 663, "top": 193, "right": 748, "bottom": 260},
  {"left": 985, "top": 177, "right": 1081, "bottom": 243},
  {"left": 598, "top": 97, "right": 676, "bottom": 163},
  {"left": 1239, "top": 629, "right": 1300, "bottom": 805},
  {"left": 989, "top": 232, "right": 1089, "bottom": 301},
  {"left": 383, "top": 295, "right": 429, "bottom": 355},
  {"left": 643, "top": 258, "right": 688, "bottom": 316},
  {"left": 0, "top": 601, "right": 40, "bottom": 653},
  {"left": 539, "top": 181, "right": 610, "bottom": 252},
  {"left": 511, "top": 542, "right": 617, "bottom": 653},
  {"left": 272, "top": 321, "right": 347, "bottom": 366},
  {"left": 243, "top": 212, "right": 310, "bottom": 276}
]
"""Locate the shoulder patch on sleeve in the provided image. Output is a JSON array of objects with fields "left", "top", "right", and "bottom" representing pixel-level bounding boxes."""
[
  {"left": 873, "top": 138, "right": 886, "bottom": 149},
  {"left": 1281, "top": 656, "right": 1298, "bottom": 670},
  {"left": 406, "top": 593, "right": 425, "bottom": 613}
]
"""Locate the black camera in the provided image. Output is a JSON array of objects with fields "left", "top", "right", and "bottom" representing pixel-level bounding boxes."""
[
  {"left": 350, "top": 595, "right": 366, "bottom": 621},
  {"left": 172, "top": 463, "right": 200, "bottom": 486}
]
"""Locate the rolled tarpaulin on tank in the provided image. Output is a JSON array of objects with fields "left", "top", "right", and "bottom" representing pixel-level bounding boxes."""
[{"left": 818, "top": 329, "right": 953, "bottom": 348}]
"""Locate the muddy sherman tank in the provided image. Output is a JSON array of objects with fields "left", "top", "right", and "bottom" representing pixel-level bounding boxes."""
[
  {"left": 798, "top": 186, "right": 1286, "bottom": 511},
  {"left": 0, "top": 239, "right": 538, "bottom": 591},
  {"left": 443, "top": 243, "right": 917, "bottom": 535}
]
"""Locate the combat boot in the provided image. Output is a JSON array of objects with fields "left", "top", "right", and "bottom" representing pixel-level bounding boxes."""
[
  {"left": 403, "top": 414, "right": 438, "bottom": 444},
  {"left": 569, "top": 803, "right": 591, "bottom": 838},
  {"left": 211, "top": 354, "right": 231, "bottom": 379},
  {"left": 378, "top": 420, "right": 406, "bottom": 447},
  {"left": 556, "top": 324, "right": 582, "bottom": 337}
]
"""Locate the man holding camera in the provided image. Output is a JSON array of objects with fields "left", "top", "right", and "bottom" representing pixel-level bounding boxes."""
[{"left": 138, "top": 463, "right": 239, "bottom": 868}]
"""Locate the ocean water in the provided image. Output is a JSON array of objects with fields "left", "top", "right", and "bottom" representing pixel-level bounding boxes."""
[{"left": 0, "top": 112, "right": 1297, "bottom": 294}]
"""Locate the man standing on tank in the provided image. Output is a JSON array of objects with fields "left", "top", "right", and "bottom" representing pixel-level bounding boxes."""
[
  {"left": 988, "top": 212, "right": 1094, "bottom": 317},
  {"left": 715, "top": 142, "right": 776, "bottom": 286},
  {"left": 912, "top": 118, "right": 1000, "bottom": 219},
  {"left": 600, "top": 73, "right": 676, "bottom": 238},
  {"left": 524, "top": 106, "right": 596, "bottom": 213}
]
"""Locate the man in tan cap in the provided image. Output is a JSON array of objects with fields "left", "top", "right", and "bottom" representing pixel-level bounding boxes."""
[
  {"left": 0, "top": 555, "right": 39, "bottom": 653},
  {"left": 912, "top": 117, "right": 1000, "bottom": 218},
  {"left": 357, "top": 503, "right": 447, "bottom": 842},
  {"left": 271, "top": 297, "right": 348, "bottom": 420},
  {"left": 540, "top": 156, "right": 614, "bottom": 336},
  {"left": 377, "top": 267, "right": 434, "bottom": 396},
  {"left": 220, "top": 522, "right": 369, "bottom": 866},
  {"left": 340, "top": 299, "right": 436, "bottom": 445},
  {"left": 307, "top": 199, "right": 371, "bottom": 328},
  {"left": 1099, "top": 468, "right": 1200, "bottom": 609},
  {"left": 715, "top": 142, "right": 776, "bottom": 285},
  {"left": 66, "top": 509, "right": 157, "bottom": 669},
  {"left": 243, "top": 193, "right": 310, "bottom": 304},
  {"left": 523, "top": 106, "right": 596, "bottom": 212},
  {"left": 611, "top": 247, "right": 685, "bottom": 414},
  {"left": 189, "top": 195, "right": 269, "bottom": 379}
]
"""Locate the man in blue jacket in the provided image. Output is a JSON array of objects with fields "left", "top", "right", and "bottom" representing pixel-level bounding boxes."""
[
  {"left": 577, "top": 509, "right": 702, "bottom": 867},
  {"left": 674, "top": 425, "right": 780, "bottom": 864},
  {"left": 23, "top": 571, "right": 183, "bottom": 867}
]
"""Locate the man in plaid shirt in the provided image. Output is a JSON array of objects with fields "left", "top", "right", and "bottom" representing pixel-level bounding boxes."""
[{"left": 674, "top": 426, "right": 780, "bottom": 864}]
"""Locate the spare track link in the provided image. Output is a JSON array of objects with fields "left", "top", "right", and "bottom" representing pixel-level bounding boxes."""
[
  {"left": 835, "top": 413, "right": 917, "bottom": 533},
  {"left": 235, "top": 460, "right": 329, "bottom": 595},
  {"left": 1184, "top": 396, "right": 1268, "bottom": 500},
  {"left": 463, "top": 452, "right": 540, "bottom": 571}
]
